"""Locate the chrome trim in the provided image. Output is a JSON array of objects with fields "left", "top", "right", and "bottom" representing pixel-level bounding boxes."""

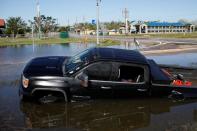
[
  {"left": 152, "top": 83, "right": 196, "bottom": 88},
  {"left": 137, "top": 89, "right": 148, "bottom": 92},
  {"left": 101, "top": 86, "right": 112, "bottom": 89},
  {"left": 90, "top": 79, "right": 145, "bottom": 85}
]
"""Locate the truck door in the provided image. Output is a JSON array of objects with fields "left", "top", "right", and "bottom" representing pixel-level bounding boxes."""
[{"left": 74, "top": 61, "right": 114, "bottom": 98}]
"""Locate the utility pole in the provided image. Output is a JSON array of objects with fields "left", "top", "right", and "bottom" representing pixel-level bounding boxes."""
[
  {"left": 36, "top": 0, "right": 41, "bottom": 39},
  {"left": 32, "top": 24, "right": 35, "bottom": 53},
  {"left": 67, "top": 18, "right": 69, "bottom": 26},
  {"left": 82, "top": 15, "right": 87, "bottom": 43},
  {"left": 56, "top": 18, "right": 58, "bottom": 25},
  {"left": 75, "top": 17, "right": 78, "bottom": 25},
  {"left": 82, "top": 16, "right": 86, "bottom": 34},
  {"left": 122, "top": 8, "right": 129, "bottom": 35},
  {"left": 96, "top": 0, "right": 101, "bottom": 44},
  {"left": 75, "top": 17, "right": 78, "bottom": 34}
]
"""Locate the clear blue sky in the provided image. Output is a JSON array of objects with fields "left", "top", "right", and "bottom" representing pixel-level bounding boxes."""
[{"left": 1, "top": 0, "right": 197, "bottom": 26}]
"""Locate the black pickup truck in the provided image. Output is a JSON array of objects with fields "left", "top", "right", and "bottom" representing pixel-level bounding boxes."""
[{"left": 19, "top": 47, "right": 196, "bottom": 102}]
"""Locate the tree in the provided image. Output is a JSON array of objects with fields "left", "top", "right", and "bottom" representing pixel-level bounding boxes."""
[
  {"left": 74, "top": 22, "right": 96, "bottom": 30},
  {"left": 30, "top": 15, "right": 58, "bottom": 37},
  {"left": 104, "top": 21, "right": 123, "bottom": 30},
  {"left": 6, "top": 17, "right": 27, "bottom": 37},
  {"left": 58, "top": 26, "right": 70, "bottom": 32}
]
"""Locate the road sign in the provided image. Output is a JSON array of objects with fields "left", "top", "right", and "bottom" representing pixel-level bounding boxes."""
[{"left": 92, "top": 19, "right": 96, "bottom": 25}]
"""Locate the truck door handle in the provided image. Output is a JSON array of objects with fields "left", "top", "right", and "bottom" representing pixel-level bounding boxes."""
[
  {"left": 137, "top": 89, "right": 147, "bottom": 92},
  {"left": 101, "top": 86, "right": 112, "bottom": 89}
]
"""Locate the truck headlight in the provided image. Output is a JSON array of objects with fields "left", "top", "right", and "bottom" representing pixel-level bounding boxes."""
[{"left": 22, "top": 75, "right": 29, "bottom": 88}]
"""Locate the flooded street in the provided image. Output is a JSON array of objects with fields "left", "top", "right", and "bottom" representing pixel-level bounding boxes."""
[{"left": 1, "top": 43, "right": 197, "bottom": 131}]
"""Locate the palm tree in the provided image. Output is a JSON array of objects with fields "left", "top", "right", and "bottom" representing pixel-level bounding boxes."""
[{"left": 6, "top": 17, "right": 27, "bottom": 37}]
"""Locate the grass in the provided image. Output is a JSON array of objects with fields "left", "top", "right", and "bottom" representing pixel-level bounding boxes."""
[
  {"left": 97, "top": 39, "right": 120, "bottom": 46},
  {"left": 109, "top": 32, "right": 197, "bottom": 39},
  {"left": 1, "top": 32, "right": 196, "bottom": 47},
  {"left": 0, "top": 37, "right": 121, "bottom": 47},
  {"left": 0, "top": 37, "right": 80, "bottom": 46},
  {"left": 147, "top": 32, "right": 197, "bottom": 38}
]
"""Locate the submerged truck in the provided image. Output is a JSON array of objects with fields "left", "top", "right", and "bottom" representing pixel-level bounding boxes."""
[{"left": 19, "top": 47, "right": 197, "bottom": 102}]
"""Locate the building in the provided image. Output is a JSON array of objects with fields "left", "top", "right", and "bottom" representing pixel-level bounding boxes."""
[
  {"left": 0, "top": 19, "right": 5, "bottom": 28},
  {"left": 134, "top": 21, "right": 195, "bottom": 34},
  {"left": 0, "top": 19, "right": 6, "bottom": 35},
  {"left": 108, "top": 29, "right": 119, "bottom": 35}
]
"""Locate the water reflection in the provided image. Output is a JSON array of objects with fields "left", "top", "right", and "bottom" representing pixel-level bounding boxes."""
[
  {"left": 108, "top": 41, "right": 144, "bottom": 50},
  {"left": 0, "top": 43, "right": 95, "bottom": 65},
  {"left": 20, "top": 99, "right": 197, "bottom": 131},
  {"left": 0, "top": 42, "right": 196, "bottom": 68},
  {"left": 147, "top": 53, "right": 197, "bottom": 68}
]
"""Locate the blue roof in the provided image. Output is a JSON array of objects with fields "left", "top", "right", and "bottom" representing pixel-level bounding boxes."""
[{"left": 146, "top": 22, "right": 186, "bottom": 27}]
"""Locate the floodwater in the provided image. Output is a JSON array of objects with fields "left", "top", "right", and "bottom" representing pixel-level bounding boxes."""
[{"left": 0, "top": 43, "right": 197, "bottom": 131}]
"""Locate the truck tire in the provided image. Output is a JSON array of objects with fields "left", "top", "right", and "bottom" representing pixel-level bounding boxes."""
[
  {"left": 36, "top": 90, "right": 69, "bottom": 104},
  {"left": 169, "top": 90, "right": 185, "bottom": 101}
]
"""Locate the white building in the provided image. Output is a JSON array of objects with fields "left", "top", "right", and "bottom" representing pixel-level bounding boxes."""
[{"left": 134, "top": 22, "right": 195, "bottom": 34}]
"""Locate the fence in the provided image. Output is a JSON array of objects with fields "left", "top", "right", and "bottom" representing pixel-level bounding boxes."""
[{"left": 0, "top": 32, "right": 60, "bottom": 39}]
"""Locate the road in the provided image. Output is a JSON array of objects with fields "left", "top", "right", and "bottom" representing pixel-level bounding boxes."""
[{"left": 70, "top": 33, "right": 197, "bottom": 44}]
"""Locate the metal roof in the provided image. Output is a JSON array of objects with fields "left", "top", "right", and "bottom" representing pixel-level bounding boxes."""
[
  {"left": 146, "top": 22, "right": 186, "bottom": 27},
  {"left": 90, "top": 47, "right": 148, "bottom": 65}
]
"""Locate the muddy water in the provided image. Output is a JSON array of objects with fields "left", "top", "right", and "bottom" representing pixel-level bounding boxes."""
[{"left": 0, "top": 43, "right": 197, "bottom": 131}]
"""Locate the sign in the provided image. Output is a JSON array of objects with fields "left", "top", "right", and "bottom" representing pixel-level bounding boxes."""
[{"left": 92, "top": 19, "right": 96, "bottom": 25}]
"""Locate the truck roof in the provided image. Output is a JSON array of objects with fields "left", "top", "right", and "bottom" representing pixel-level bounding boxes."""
[{"left": 90, "top": 47, "right": 148, "bottom": 64}]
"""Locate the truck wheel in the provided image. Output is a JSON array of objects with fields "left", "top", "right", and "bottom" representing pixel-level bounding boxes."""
[
  {"left": 39, "top": 94, "right": 58, "bottom": 104},
  {"left": 169, "top": 90, "right": 185, "bottom": 101},
  {"left": 37, "top": 91, "right": 69, "bottom": 104}
]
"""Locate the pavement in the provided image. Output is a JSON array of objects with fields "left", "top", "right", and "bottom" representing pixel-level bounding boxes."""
[
  {"left": 70, "top": 33, "right": 197, "bottom": 55},
  {"left": 70, "top": 33, "right": 197, "bottom": 44}
]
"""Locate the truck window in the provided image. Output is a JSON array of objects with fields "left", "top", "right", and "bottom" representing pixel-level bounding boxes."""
[
  {"left": 84, "top": 62, "right": 112, "bottom": 81},
  {"left": 117, "top": 65, "right": 144, "bottom": 83}
]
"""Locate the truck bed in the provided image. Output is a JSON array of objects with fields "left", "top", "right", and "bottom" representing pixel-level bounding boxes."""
[
  {"left": 158, "top": 65, "right": 197, "bottom": 97},
  {"left": 159, "top": 64, "right": 197, "bottom": 86}
]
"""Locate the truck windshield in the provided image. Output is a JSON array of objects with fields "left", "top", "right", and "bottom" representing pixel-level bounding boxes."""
[{"left": 65, "top": 49, "right": 90, "bottom": 74}]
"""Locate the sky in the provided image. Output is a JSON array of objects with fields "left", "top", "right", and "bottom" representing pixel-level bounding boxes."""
[{"left": 1, "top": 0, "right": 197, "bottom": 26}]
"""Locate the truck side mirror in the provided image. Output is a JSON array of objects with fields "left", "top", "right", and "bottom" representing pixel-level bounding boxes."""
[
  {"left": 177, "top": 74, "right": 184, "bottom": 81},
  {"left": 77, "top": 72, "right": 88, "bottom": 87}
]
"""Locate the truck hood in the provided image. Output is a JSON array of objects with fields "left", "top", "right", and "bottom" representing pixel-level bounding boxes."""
[{"left": 23, "top": 56, "right": 70, "bottom": 77}]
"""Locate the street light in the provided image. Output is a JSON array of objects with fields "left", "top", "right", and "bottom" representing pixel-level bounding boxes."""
[{"left": 96, "top": 0, "right": 101, "bottom": 44}]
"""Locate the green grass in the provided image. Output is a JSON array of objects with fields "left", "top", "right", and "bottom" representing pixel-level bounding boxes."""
[
  {"left": 97, "top": 39, "right": 120, "bottom": 46},
  {"left": 0, "top": 37, "right": 120, "bottom": 47},
  {"left": 110, "top": 32, "right": 197, "bottom": 39},
  {"left": 147, "top": 32, "right": 197, "bottom": 38},
  {"left": 0, "top": 37, "right": 81, "bottom": 46}
]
